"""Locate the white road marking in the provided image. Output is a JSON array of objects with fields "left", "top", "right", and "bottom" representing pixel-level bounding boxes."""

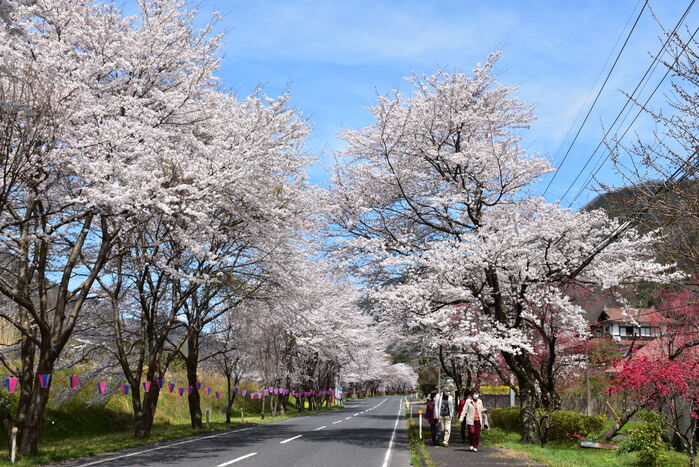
[
  {"left": 382, "top": 402, "right": 402, "bottom": 467},
  {"left": 354, "top": 413, "right": 360, "bottom": 416},
  {"left": 79, "top": 428, "right": 253, "bottom": 466},
  {"left": 345, "top": 416, "right": 352, "bottom": 420},
  {"left": 332, "top": 420, "right": 342, "bottom": 424},
  {"left": 217, "top": 452, "right": 257, "bottom": 466},
  {"left": 314, "top": 425, "right": 326, "bottom": 431},
  {"left": 280, "top": 435, "right": 303, "bottom": 444}
]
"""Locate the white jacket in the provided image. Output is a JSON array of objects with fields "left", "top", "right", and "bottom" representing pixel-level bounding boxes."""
[{"left": 459, "top": 397, "right": 486, "bottom": 426}]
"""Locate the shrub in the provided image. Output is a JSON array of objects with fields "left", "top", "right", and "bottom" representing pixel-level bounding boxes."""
[
  {"left": 618, "top": 411, "right": 668, "bottom": 466},
  {"left": 548, "top": 410, "right": 604, "bottom": 440},
  {"left": 489, "top": 407, "right": 522, "bottom": 432},
  {"left": 489, "top": 406, "right": 604, "bottom": 441}
]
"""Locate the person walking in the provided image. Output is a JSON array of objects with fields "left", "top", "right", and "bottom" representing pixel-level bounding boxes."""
[
  {"left": 459, "top": 389, "right": 487, "bottom": 452},
  {"left": 424, "top": 392, "right": 438, "bottom": 445},
  {"left": 433, "top": 386, "right": 455, "bottom": 447}
]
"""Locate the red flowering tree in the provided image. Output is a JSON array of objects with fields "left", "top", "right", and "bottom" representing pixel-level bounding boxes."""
[
  {"left": 657, "top": 283, "right": 699, "bottom": 359},
  {"left": 607, "top": 357, "right": 699, "bottom": 466}
]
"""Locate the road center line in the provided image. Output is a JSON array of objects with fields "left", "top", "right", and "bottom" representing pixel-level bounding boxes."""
[
  {"left": 345, "top": 416, "right": 352, "bottom": 420},
  {"left": 381, "top": 402, "right": 403, "bottom": 467},
  {"left": 217, "top": 452, "right": 257, "bottom": 466},
  {"left": 314, "top": 425, "right": 326, "bottom": 431},
  {"left": 280, "top": 435, "right": 303, "bottom": 444},
  {"left": 354, "top": 413, "right": 360, "bottom": 416},
  {"left": 79, "top": 428, "right": 253, "bottom": 466},
  {"left": 332, "top": 420, "right": 342, "bottom": 424}
]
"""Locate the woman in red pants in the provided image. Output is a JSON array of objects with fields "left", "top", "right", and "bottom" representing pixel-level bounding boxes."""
[{"left": 458, "top": 389, "right": 487, "bottom": 452}]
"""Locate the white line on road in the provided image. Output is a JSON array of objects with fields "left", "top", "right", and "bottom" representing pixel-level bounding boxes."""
[
  {"left": 79, "top": 428, "right": 253, "bottom": 466},
  {"left": 217, "top": 452, "right": 257, "bottom": 466},
  {"left": 354, "top": 413, "right": 360, "bottom": 416},
  {"left": 280, "top": 435, "right": 303, "bottom": 444},
  {"left": 345, "top": 416, "right": 352, "bottom": 420},
  {"left": 332, "top": 420, "right": 342, "bottom": 424},
  {"left": 382, "top": 402, "right": 402, "bottom": 467},
  {"left": 314, "top": 425, "right": 326, "bottom": 431}
]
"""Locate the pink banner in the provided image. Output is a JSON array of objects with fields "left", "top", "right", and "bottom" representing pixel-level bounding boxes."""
[
  {"left": 178, "top": 387, "right": 185, "bottom": 396},
  {"left": 122, "top": 384, "right": 130, "bottom": 395},
  {"left": 143, "top": 381, "right": 151, "bottom": 393},
  {"left": 97, "top": 381, "right": 106, "bottom": 394},
  {"left": 69, "top": 376, "right": 79, "bottom": 389},
  {"left": 168, "top": 383, "right": 175, "bottom": 393}
]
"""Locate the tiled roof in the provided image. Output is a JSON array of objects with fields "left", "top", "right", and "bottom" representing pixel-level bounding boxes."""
[{"left": 597, "top": 306, "right": 666, "bottom": 325}]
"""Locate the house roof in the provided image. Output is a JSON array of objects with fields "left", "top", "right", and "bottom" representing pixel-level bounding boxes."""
[{"left": 597, "top": 306, "right": 666, "bottom": 325}]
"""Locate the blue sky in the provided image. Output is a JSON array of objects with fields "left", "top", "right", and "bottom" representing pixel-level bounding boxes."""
[{"left": 192, "top": 0, "right": 697, "bottom": 208}]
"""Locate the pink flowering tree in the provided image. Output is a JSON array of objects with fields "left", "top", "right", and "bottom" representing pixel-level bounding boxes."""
[{"left": 608, "top": 357, "right": 699, "bottom": 466}]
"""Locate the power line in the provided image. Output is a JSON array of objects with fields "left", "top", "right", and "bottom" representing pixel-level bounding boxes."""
[
  {"left": 550, "top": 0, "right": 645, "bottom": 165},
  {"left": 567, "top": 22, "right": 699, "bottom": 208},
  {"left": 542, "top": 0, "right": 649, "bottom": 197}
]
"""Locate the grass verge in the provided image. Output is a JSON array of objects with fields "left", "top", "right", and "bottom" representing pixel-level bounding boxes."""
[
  {"left": 481, "top": 427, "right": 689, "bottom": 466},
  {"left": 406, "top": 413, "right": 434, "bottom": 467}
]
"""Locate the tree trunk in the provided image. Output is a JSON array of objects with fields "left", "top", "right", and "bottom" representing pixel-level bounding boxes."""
[
  {"left": 134, "top": 386, "right": 161, "bottom": 439},
  {"left": 225, "top": 374, "right": 234, "bottom": 424},
  {"left": 186, "top": 330, "right": 202, "bottom": 429},
  {"left": 598, "top": 406, "right": 640, "bottom": 442},
  {"left": 17, "top": 356, "right": 54, "bottom": 456},
  {"left": 519, "top": 379, "right": 540, "bottom": 445}
]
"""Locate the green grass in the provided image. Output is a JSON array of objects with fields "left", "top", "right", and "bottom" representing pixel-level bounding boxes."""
[
  {"left": 0, "top": 389, "right": 342, "bottom": 466},
  {"left": 479, "top": 427, "right": 689, "bottom": 467},
  {"left": 406, "top": 411, "right": 434, "bottom": 467}
]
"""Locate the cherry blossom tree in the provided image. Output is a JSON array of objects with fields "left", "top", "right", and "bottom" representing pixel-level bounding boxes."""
[
  {"left": 0, "top": 0, "right": 227, "bottom": 453},
  {"left": 327, "top": 53, "right": 676, "bottom": 443}
]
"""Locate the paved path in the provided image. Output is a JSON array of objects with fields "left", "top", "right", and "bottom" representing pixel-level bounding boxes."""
[
  {"left": 409, "top": 399, "right": 543, "bottom": 467},
  {"left": 54, "top": 396, "right": 410, "bottom": 467},
  {"left": 426, "top": 441, "right": 544, "bottom": 466}
]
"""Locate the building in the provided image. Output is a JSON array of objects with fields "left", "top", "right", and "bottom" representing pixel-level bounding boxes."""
[{"left": 591, "top": 306, "right": 666, "bottom": 341}]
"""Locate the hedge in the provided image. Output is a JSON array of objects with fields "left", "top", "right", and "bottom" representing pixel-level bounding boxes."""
[{"left": 489, "top": 406, "right": 604, "bottom": 441}]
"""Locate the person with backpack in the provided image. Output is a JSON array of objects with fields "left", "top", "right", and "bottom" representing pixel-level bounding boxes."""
[
  {"left": 424, "top": 392, "right": 438, "bottom": 445},
  {"left": 433, "top": 386, "right": 455, "bottom": 447}
]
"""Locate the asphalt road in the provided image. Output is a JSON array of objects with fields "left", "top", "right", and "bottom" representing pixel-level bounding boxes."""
[{"left": 57, "top": 396, "right": 409, "bottom": 467}]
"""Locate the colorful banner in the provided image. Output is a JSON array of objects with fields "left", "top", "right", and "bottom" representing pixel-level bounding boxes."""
[
  {"left": 122, "top": 384, "right": 130, "bottom": 395},
  {"left": 143, "top": 381, "right": 151, "bottom": 393},
  {"left": 38, "top": 373, "right": 51, "bottom": 388},
  {"left": 168, "top": 383, "right": 175, "bottom": 393},
  {"left": 156, "top": 379, "right": 164, "bottom": 389},
  {"left": 5, "top": 377, "right": 17, "bottom": 393},
  {"left": 69, "top": 376, "right": 79, "bottom": 389},
  {"left": 196, "top": 382, "right": 202, "bottom": 391},
  {"left": 188, "top": 386, "right": 193, "bottom": 395},
  {"left": 178, "top": 387, "right": 185, "bottom": 396},
  {"left": 242, "top": 389, "right": 247, "bottom": 397},
  {"left": 205, "top": 387, "right": 211, "bottom": 396},
  {"left": 97, "top": 381, "right": 106, "bottom": 394},
  {"left": 215, "top": 391, "right": 221, "bottom": 399},
  {"left": 264, "top": 389, "right": 269, "bottom": 396},
  {"left": 234, "top": 387, "right": 239, "bottom": 393}
]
